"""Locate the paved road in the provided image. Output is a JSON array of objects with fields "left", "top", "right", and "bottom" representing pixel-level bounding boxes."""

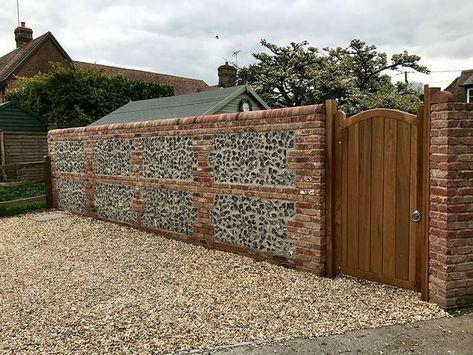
[{"left": 195, "top": 310, "right": 472, "bottom": 355}]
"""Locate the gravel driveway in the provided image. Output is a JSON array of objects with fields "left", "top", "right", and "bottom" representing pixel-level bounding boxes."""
[{"left": 0, "top": 212, "right": 446, "bottom": 354}]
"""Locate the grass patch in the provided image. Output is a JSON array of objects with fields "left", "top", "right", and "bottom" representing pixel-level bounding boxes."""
[
  {"left": 0, "top": 182, "right": 45, "bottom": 202},
  {"left": 0, "top": 182, "right": 46, "bottom": 217},
  {"left": 0, "top": 200, "right": 46, "bottom": 217}
]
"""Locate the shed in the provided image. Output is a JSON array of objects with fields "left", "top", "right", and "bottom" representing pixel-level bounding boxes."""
[
  {"left": 91, "top": 85, "right": 270, "bottom": 126},
  {"left": 0, "top": 101, "right": 47, "bottom": 181}
]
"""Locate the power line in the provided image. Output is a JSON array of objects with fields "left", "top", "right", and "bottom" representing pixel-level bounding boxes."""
[
  {"left": 415, "top": 70, "right": 464, "bottom": 75},
  {"left": 430, "top": 69, "right": 464, "bottom": 73},
  {"left": 390, "top": 69, "right": 464, "bottom": 77},
  {"left": 426, "top": 79, "right": 455, "bottom": 84}
]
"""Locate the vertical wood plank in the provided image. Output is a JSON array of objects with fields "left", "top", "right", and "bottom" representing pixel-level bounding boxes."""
[
  {"left": 341, "top": 128, "right": 349, "bottom": 268},
  {"left": 0, "top": 130, "right": 5, "bottom": 165},
  {"left": 409, "top": 124, "right": 418, "bottom": 285},
  {"left": 417, "top": 103, "right": 426, "bottom": 295},
  {"left": 419, "top": 86, "right": 440, "bottom": 299},
  {"left": 383, "top": 119, "right": 397, "bottom": 278},
  {"left": 44, "top": 155, "right": 53, "bottom": 208},
  {"left": 346, "top": 124, "right": 360, "bottom": 269},
  {"left": 0, "top": 130, "right": 5, "bottom": 180},
  {"left": 325, "top": 99, "right": 337, "bottom": 277},
  {"left": 358, "top": 119, "right": 372, "bottom": 272},
  {"left": 334, "top": 111, "right": 345, "bottom": 273},
  {"left": 395, "top": 121, "right": 411, "bottom": 281},
  {"left": 370, "top": 117, "right": 384, "bottom": 274}
]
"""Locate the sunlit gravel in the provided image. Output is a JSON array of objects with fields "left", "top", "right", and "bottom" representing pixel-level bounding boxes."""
[{"left": 0, "top": 212, "right": 446, "bottom": 354}]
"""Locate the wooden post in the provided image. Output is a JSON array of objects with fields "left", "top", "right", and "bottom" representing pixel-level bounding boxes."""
[
  {"left": 333, "top": 110, "right": 345, "bottom": 277},
  {"left": 0, "top": 130, "right": 6, "bottom": 181},
  {"left": 416, "top": 104, "right": 426, "bottom": 296},
  {"left": 0, "top": 130, "right": 5, "bottom": 165},
  {"left": 12, "top": 163, "right": 18, "bottom": 180},
  {"left": 420, "top": 85, "right": 440, "bottom": 301},
  {"left": 325, "top": 99, "right": 337, "bottom": 277},
  {"left": 44, "top": 155, "right": 53, "bottom": 208}
]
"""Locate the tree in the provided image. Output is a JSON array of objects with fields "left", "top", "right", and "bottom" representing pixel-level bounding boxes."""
[
  {"left": 237, "top": 39, "right": 429, "bottom": 114},
  {"left": 6, "top": 65, "right": 173, "bottom": 128},
  {"left": 405, "top": 81, "right": 425, "bottom": 97}
]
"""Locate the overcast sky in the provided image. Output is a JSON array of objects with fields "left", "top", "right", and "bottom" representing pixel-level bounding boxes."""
[{"left": 0, "top": 0, "right": 471, "bottom": 88}]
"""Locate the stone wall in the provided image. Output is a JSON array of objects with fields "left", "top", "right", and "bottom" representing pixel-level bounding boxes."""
[
  {"left": 48, "top": 105, "right": 327, "bottom": 274},
  {"left": 429, "top": 92, "right": 473, "bottom": 308}
]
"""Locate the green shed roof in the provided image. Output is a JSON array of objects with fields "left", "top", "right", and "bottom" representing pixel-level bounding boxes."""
[
  {"left": 91, "top": 85, "right": 270, "bottom": 126},
  {"left": 0, "top": 101, "right": 46, "bottom": 133}
]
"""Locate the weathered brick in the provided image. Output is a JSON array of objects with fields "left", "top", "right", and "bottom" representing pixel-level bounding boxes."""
[
  {"left": 48, "top": 105, "right": 327, "bottom": 276},
  {"left": 429, "top": 97, "right": 473, "bottom": 309}
]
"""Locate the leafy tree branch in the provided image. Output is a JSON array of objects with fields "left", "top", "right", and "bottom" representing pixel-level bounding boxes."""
[
  {"left": 6, "top": 64, "right": 173, "bottom": 128},
  {"left": 238, "top": 39, "right": 429, "bottom": 114}
]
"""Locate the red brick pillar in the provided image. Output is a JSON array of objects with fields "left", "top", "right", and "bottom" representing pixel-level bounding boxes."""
[
  {"left": 191, "top": 134, "right": 215, "bottom": 246},
  {"left": 429, "top": 91, "right": 473, "bottom": 308}
]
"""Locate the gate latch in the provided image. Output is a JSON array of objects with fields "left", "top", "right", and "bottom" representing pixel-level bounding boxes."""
[{"left": 411, "top": 210, "right": 421, "bottom": 222}]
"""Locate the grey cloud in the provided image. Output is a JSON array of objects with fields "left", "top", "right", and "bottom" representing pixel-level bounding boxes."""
[{"left": 0, "top": 0, "right": 472, "bottom": 86}]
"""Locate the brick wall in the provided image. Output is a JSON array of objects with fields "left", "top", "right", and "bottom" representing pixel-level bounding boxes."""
[
  {"left": 48, "top": 105, "right": 327, "bottom": 274},
  {"left": 429, "top": 91, "right": 473, "bottom": 308}
]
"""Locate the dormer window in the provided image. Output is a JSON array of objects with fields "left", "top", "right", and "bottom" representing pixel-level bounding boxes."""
[{"left": 467, "top": 88, "right": 473, "bottom": 103}]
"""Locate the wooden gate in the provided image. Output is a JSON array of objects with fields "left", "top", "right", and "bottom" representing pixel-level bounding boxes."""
[{"left": 326, "top": 103, "right": 429, "bottom": 296}]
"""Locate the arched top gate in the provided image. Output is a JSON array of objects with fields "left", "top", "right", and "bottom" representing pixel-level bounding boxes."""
[{"left": 326, "top": 104, "right": 427, "bottom": 294}]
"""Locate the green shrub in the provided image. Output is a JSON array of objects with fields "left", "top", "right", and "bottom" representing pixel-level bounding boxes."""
[
  {"left": 0, "top": 200, "right": 46, "bottom": 217},
  {"left": 0, "top": 182, "right": 45, "bottom": 201},
  {"left": 6, "top": 65, "right": 174, "bottom": 128}
]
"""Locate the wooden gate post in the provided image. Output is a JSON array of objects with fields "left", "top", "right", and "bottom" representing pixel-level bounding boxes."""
[
  {"left": 44, "top": 155, "right": 53, "bottom": 208},
  {"left": 419, "top": 85, "right": 440, "bottom": 300},
  {"left": 0, "top": 130, "right": 6, "bottom": 181},
  {"left": 325, "top": 99, "right": 337, "bottom": 277}
]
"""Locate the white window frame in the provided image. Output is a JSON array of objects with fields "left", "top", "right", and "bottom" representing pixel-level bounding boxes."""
[{"left": 467, "top": 88, "right": 473, "bottom": 103}]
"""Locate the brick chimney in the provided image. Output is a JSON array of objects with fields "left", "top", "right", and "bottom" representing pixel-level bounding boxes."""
[
  {"left": 218, "top": 62, "right": 237, "bottom": 88},
  {"left": 14, "top": 22, "right": 33, "bottom": 48}
]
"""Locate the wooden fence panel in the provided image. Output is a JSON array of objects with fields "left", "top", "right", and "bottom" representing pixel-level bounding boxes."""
[{"left": 3, "top": 132, "right": 48, "bottom": 181}]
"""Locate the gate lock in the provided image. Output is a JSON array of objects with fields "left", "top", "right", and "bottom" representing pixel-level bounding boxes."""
[{"left": 411, "top": 210, "right": 421, "bottom": 222}]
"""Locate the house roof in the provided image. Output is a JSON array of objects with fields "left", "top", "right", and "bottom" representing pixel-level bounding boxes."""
[
  {"left": 0, "top": 29, "right": 211, "bottom": 96},
  {"left": 0, "top": 32, "right": 73, "bottom": 84},
  {"left": 445, "top": 77, "right": 459, "bottom": 93},
  {"left": 91, "top": 85, "right": 270, "bottom": 126},
  {"left": 446, "top": 69, "right": 473, "bottom": 100},
  {"left": 73, "top": 61, "right": 211, "bottom": 96},
  {"left": 460, "top": 74, "right": 473, "bottom": 87}
]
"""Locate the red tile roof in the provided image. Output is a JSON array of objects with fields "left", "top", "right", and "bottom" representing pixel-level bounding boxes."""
[
  {"left": 0, "top": 30, "right": 213, "bottom": 96},
  {"left": 445, "top": 69, "right": 473, "bottom": 101},
  {"left": 73, "top": 61, "right": 212, "bottom": 95}
]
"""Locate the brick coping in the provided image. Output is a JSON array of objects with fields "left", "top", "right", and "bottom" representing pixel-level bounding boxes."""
[{"left": 49, "top": 104, "right": 325, "bottom": 136}]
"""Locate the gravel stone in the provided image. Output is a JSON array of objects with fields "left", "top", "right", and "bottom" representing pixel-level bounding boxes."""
[
  {"left": 31, "top": 213, "right": 66, "bottom": 222},
  {"left": 0, "top": 212, "right": 447, "bottom": 354}
]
